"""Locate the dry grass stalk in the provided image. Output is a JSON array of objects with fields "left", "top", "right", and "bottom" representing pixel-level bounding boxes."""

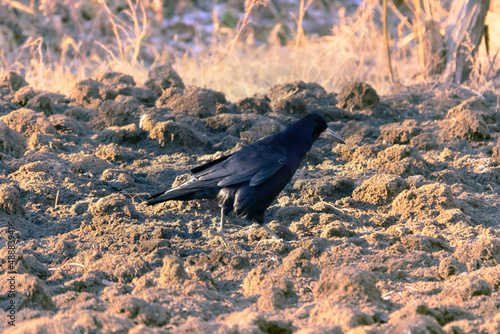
[
  {"left": 295, "top": 0, "right": 313, "bottom": 47},
  {"left": 226, "top": 0, "right": 269, "bottom": 61},
  {"left": 5, "top": 0, "right": 35, "bottom": 14},
  {"left": 412, "top": 0, "right": 426, "bottom": 73},
  {"left": 383, "top": 0, "right": 394, "bottom": 82},
  {"left": 55, "top": 190, "right": 60, "bottom": 208},
  {"left": 296, "top": 0, "right": 306, "bottom": 47},
  {"left": 95, "top": 0, "right": 148, "bottom": 71}
]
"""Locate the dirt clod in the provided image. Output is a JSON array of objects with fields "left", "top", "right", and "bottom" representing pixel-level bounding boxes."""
[
  {"left": 410, "top": 132, "right": 439, "bottom": 150},
  {"left": 309, "top": 301, "right": 375, "bottom": 330},
  {"left": 69, "top": 155, "right": 114, "bottom": 176},
  {"left": 0, "top": 107, "right": 56, "bottom": 137},
  {"left": 0, "top": 183, "right": 26, "bottom": 215},
  {"left": 337, "top": 82, "right": 380, "bottom": 110},
  {"left": 49, "top": 114, "right": 91, "bottom": 135},
  {"left": 390, "top": 315, "right": 446, "bottom": 334},
  {"left": 442, "top": 274, "right": 492, "bottom": 301},
  {"left": 145, "top": 63, "right": 185, "bottom": 96},
  {"left": 91, "top": 98, "right": 140, "bottom": 130},
  {"left": 141, "top": 113, "right": 210, "bottom": 147},
  {"left": 380, "top": 121, "right": 422, "bottom": 145},
  {"left": 98, "top": 123, "right": 144, "bottom": 144},
  {"left": 390, "top": 183, "right": 456, "bottom": 219},
  {"left": 438, "top": 257, "right": 466, "bottom": 279},
  {"left": 85, "top": 253, "right": 151, "bottom": 283},
  {"left": 89, "top": 193, "right": 138, "bottom": 218},
  {"left": 96, "top": 72, "right": 136, "bottom": 87},
  {"left": 0, "top": 121, "right": 27, "bottom": 158},
  {"left": 236, "top": 96, "right": 272, "bottom": 114},
  {"left": 70, "top": 78, "right": 118, "bottom": 108},
  {"left": 27, "top": 93, "right": 55, "bottom": 116},
  {"left": 243, "top": 266, "right": 296, "bottom": 311},
  {"left": 156, "top": 86, "right": 225, "bottom": 118},
  {"left": 440, "top": 97, "right": 495, "bottom": 142},
  {"left": 0, "top": 273, "right": 55, "bottom": 310},
  {"left": 159, "top": 255, "right": 188, "bottom": 285},
  {"left": 13, "top": 86, "right": 36, "bottom": 106},
  {"left": 109, "top": 295, "right": 171, "bottom": 326},
  {"left": 267, "top": 81, "right": 325, "bottom": 116},
  {"left": 0, "top": 71, "right": 28, "bottom": 94},
  {"left": 314, "top": 267, "right": 382, "bottom": 304},
  {"left": 453, "top": 238, "right": 500, "bottom": 267},
  {"left": 352, "top": 174, "right": 408, "bottom": 205},
  {"left": 281, "top": 247, "right": 318, "bottom": 277}
]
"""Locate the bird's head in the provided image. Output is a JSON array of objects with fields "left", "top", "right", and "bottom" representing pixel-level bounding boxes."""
[
  {"left": 279, "top": 113, "right": 345, "bottom": 154},
  {"left": 307, "top": 113, "right": 345, "bottom": 144}
]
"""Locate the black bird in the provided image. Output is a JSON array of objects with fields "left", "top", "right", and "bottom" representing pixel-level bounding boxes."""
[{"left": 146, "top": 113, "right": 345, "bottom": 242}]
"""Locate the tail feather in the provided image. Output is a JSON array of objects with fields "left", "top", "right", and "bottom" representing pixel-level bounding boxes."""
[
  {"left": 147, "top": 188, "right": 220, "bottom": 205},
  {"left": 146, "top": 178, "right": 220, "bottom": 206},
  {"left": 146, "top": 187, "right": 197, "bottom": 205},
  {"left": 148, "top": 190, "right": 169, "bottom": 200}
]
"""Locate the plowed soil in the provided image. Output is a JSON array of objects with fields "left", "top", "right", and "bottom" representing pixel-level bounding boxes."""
[{"left": 0, "top": 70, "right": 499, "bottom": 334}]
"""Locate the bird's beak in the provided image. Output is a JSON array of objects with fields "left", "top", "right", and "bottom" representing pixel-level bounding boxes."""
[{"left": 319, "top": 128, "right": 345, "bottom": 144}]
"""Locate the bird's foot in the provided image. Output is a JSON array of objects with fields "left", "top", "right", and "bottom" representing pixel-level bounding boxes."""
[
  {"left": 256, "top": 225, "right": 284, "bottom": 245},
  {"left": 208, "top": 228, "right": 228, "bottom": 246}
]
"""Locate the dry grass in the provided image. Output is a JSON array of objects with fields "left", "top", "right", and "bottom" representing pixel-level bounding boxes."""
[
  {"left": 1, "top": 0, "right": 499, "bottom": 101},
  {"left": 177, "top": 0, "right": 411, "bottom": 100}
]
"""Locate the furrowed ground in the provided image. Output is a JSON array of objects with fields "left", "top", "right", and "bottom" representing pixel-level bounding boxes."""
[{"left": 0, "top": 0, "right": 500, "bottom": 333}]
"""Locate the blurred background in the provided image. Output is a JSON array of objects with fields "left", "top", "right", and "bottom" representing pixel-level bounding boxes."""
[{"left": 1, "top": 0, "right": 499, "bottom": 100}]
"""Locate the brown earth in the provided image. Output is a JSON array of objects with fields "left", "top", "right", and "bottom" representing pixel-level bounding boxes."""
[{"left": 0, "top": 68, "right": 499, "bottom": 333}]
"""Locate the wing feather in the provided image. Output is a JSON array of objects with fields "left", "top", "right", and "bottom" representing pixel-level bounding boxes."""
[
  {"left": 249, "top": 156, "right": 286, "bottom": 186},
  {"left": 194, "top": 142, "right": 286, "bottom": 188}
]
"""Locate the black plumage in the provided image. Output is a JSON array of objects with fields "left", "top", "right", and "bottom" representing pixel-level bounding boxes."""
[{"left": 146, "top": 113, "right": 345, "bottom": 241}]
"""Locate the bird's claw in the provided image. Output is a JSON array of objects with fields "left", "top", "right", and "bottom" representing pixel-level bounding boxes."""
[
  {"left": 208, "top": 228, "right": 228, "bottom": 246},
  {"left": 254, "top": 225, "right": 284, "bottom": 245}
]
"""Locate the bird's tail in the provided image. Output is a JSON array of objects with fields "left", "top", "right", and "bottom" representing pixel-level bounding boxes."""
[
  {"left": 146, "top": 178, "right": 197, "bottom": 205},
  {"left": 146, "top": 179, "right": 218, "bottom": 205}
]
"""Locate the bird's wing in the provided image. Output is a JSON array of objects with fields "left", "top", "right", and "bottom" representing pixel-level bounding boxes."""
[
  {"left": 248, "top": 156, "right": 286, "bottom": 186},
  {"left": 147, "top": 147, "right": 286, "bottom": 204},
  {"left": 217, "top": 152, "right": 286, "bottom": 187},
  {"left": 190, "top": 154, "right": 233, "bottom": 174},
  {"left": 194, "top": 143, "right": 287, "bottom": 188}
]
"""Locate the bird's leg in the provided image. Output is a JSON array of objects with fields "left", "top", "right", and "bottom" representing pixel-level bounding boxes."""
[
  {"left": 209, "top": 207, "right": 227, "bottom": 245},
  {"left": 218, "top": 207, "right": 225, "bottom": 234}
]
